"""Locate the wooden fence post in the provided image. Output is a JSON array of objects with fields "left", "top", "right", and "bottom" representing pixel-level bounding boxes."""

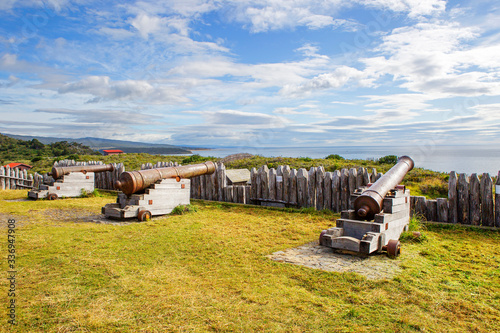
[
  {"left": 260, "top": 165, "right": 269, "bottom": 200},
  {"left": 297, "top": 168, "right": 308, "bottom": 208},
  {"left": 5, "top": 166, "right": 10, "bottom": 190},
  {"left": 480, "top": 173, "right": 494, "bottom": 227},
  {"left": 324, "top": 172, "right": 333, "bottom": 211},
  {"left": 340, "top": 168, "right": 349, "bottom": 211},
  {"left": 436, "top": 198, "right": 448, "bottom": 222},
  {"left": 356, "top": 167, "right": 364, "bottom": 189},
  {"left": 362, "top": 168, "right": 370, "bottom": 186},
  {"left": 448, "top": 171, "right": 458, "bottom": 223},
  {"left": 282, "top": 165, "right": 291, "bottom": 203},
  {"left": 426, "top": 200, "right": 437, "bottom": 222},
  {"left": 348, "top": 168, "right": 357, "bottom": 196},
  {"left": 250, "top": 168, "right": 257, "bottom": 200},
  {"left": 469, "top": 173, "right": 481, "bottom": 226},
  {"left": 217, "top": 163, "right": 226, "bottom": 202},
  {"left": 414, "top": 196, "right": 427, "bottom": 218},
  {"left": 244, "top": 185, "right": 251, "bottom": 204},
  {"left": 276, "top": 166, "right": 283, "bottom": 201},
  {"left": 289, "top": 169, "right": 297, "bottom": 205},
  {"left": 315, "top": 166, "right": 325, "bottom": 210},
  {"left": 370, "top": 168, "right": 377, "bottom": 183},
  {"left": 269, "top": 168, "right": 277, "bottom": 201},
  {"left": 332, "top": 170, "right": 341, "bottom": 212},
  {"left": 0, "top": 166, "right": 4, "bottom": 190},
  {"left": 457, "top": 173, "right": 470, "bottom": 224},
  {"left": 307, "top": 167, "right": 316, "bottom": 208},
  {"left": 495, "top": 171, "right": 500, "bottom": 228}
]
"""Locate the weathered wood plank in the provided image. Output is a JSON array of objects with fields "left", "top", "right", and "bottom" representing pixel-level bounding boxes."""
[
  {"left": 217, "top": 163, "right": 226, "bottom": 202},
  {"left": 448, "top": 171, "right": 458, "bottom": 223},
  {"left": 426, "top": 199, "right": 437, "bottom": 222},
  {"left": 469, "top": 173, "right": 481, "bottom": 226},
  {"left": 245, "top": 185, "right": 251, "bottom": 204},
  {"left": 307, "top": 167, "right": 316, "bottom": 208},
  {"left": 237, "top": 185, "right": 245, "bottom": 203},
  {"left": 276, "top": 166, "right": 283, "bottom": 201},
  {"left": 436, "top": 198, "right": 448, "bottom": 223},
  {"left": 289, "top": 169, "right": 298, "bottom": 205},
  {"left": 496, "top": 171, "right": 500, "bottom": 228},
  {"left": 282, "top": 165, "right": 291, "bottom": 203},
  {"left": 370, "top": 168, "right": 377, "bottom": 183},
  {"left": 457, "top": 173, "right": 470, "bottom": 224},
  {"left": 250, "top": 168, "right": 257, "bottom": 200},
  {"left": 0, "top": 167, "right": 5, "bottom": 190},
  {"left": 323, "top": 172, "right": 333, "bottom": 211},
  {"left": 5, "top": 166, "right": 10, "bottom": 190},
  {"left": 315, "top": 166, "right": 325, "bottom": 210},
  {"left": 256, "top": 167, "right": 262, "bottom": 199},
  {"left": 348, "top": 168, "right": 357, "bottom": 196},
  {"left": 362, "top": 168, "right": 370, "bottom": 186},
  {"left": 269, "top": 168, "right": 277, "bottom": 201},
  {"left": 414, "top": 196, "right": 427, "bottom": 218},
  {"left": 260, "top": 165, "right": 269, "bottom": 200},
  {"left": 356, "top": 167, "right": 364, "bottom": 189},
  {"left": 480, "top": 173, "right": 494, "bottom": 227},
  {"left": 283, "top": 165, "right": 297, "bottom": 202},
  {"left": 332, "top": 170, "right": 341, "bottom": 212},
  {"left": 297, "top": 168, "right": 308, "bottom": 208},
  {"left": 340, "top": 168, "right": 349, "bottom": 211}
]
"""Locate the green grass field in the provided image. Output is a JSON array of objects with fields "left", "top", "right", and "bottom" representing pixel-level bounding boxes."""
[{"left": 1, "top": 190, "right": 499, "bottom": 332}]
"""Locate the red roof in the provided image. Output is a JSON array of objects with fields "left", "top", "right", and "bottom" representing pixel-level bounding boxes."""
[
  {"left": 3, "top": 163, "right": 32, "bottom": 169},
  {"left": 102, "top": 149, "right": 124, "bottom": 153}
]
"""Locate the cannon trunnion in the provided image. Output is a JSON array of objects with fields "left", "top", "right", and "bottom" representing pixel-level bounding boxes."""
[{"left": 320, "top": 156, "right": 414, "bottom": 257}]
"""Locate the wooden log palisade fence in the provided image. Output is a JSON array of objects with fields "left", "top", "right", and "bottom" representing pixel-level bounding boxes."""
[
  {"left": 190, "top": 163, "right": 500, "bottom": 228},
  {"left": 2, "top": 159, "right": 499, "bottom": 228}
]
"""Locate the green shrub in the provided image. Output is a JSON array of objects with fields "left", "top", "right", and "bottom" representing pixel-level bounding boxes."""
[
  {"left": 378, "top": 155, "right": 398, "bottom": 164},
  {"left": 182, "top": 154, "right": 206, "bottom": 164},
  {"left": 325, "top": 154, "right": 345, "bottom": 160},
  {"left": 171, "top": 204, "right": 198, "bottom": 215}
]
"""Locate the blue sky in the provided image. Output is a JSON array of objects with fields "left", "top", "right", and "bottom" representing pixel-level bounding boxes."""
[{"left": 1, "top": 0, "right": 500, "bottom": 148}]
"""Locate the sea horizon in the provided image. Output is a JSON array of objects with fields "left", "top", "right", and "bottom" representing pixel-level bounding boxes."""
[{"left": 190, "top": 144, "right": 500, "bottom": 176}]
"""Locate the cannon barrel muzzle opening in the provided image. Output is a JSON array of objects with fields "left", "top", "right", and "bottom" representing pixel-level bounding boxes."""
[
  {"left": 353, "top": 155, "right": 414, "bottom": 220},
  {"left": 114, "top": 161, "right": 216, "bottom": 196},
  {"left": 51, "top": 164, "right": 115, "bottom": 180}
]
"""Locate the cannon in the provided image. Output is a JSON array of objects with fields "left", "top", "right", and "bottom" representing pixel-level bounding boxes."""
[
  {"left": 102, "top": 161, "right": 216, "bottom": 221},
  {"left": 320, "top": 156, "right": 415, "bottom": 257},
  {"left": 28, "top": 164, "right": 115, "bottom": 200},
  {"left": 51, "top": 164, "right": 114, "bottom": 180}
]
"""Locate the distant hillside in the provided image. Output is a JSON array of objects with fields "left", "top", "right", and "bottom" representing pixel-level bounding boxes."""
[
  {"left": 0, "top": 133, "right": 100, "bottom": 163},
  {"left": 4, "top": 134, "right": 194, "bottom": 154}
]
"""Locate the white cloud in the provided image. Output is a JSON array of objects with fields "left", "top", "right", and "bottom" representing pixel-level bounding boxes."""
[
  {"left": 58, "top": 76, "right": 189, "bottom": 104},
  {"left": 280, "top": 66, "right": 368, "bottom": 96},
  {"left": 130, "top": 13, "right": 165, "bottom": 38}
]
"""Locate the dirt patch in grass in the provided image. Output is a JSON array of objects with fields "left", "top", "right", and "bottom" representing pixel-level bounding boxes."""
[{"left": 269, "top": 241, "right": 405, "bottom": 280}]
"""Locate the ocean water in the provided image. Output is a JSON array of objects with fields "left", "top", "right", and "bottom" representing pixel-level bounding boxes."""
[{"left": 193, "top": 145, "right": 500, "bottom": 175}]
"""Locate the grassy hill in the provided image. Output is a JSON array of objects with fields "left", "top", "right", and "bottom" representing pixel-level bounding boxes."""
[
  {"left": 0, "top": 133, "right": 99, "bottom": 164},
  {"left": 3, "top": 133, "right": 193, "bottom": 154}
]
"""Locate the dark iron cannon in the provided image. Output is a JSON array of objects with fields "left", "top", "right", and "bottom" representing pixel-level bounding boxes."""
[
  {"left": 114, "top": 161, "right": 216, "bottom": 196},
  {"left": 354, "top": 155, "right": 414, "bottom": 220},
  {"left": 51, "top": 164, "right": 115, "bottom": 180}
]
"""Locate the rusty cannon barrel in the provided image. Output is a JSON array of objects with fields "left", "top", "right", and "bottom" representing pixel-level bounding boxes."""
[
  {"left": 114, "top": 161, "right": 216, "bottom": 196},
  {"left": 51, "top": 164, "right": 115, "bottom": 180},
  {"left": 354, "top": 156, "right": 414, "bottom": 220}
]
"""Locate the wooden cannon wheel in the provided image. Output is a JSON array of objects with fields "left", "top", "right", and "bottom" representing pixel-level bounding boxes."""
[
  {"left": 138, "top": 210, "right": 152, "bottom": 222},
  {"left": 387, "top": 239, "right": 401, "bottom": 258},
  {"left": 47, "top": 193, "right": 58, "bottom": 200}
]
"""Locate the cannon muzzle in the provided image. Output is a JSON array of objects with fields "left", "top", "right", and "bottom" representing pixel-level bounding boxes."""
[
  {"left": 51, "top": 164, "right": 115, "bottom": 180},
  {"left": 354, "top": 156, "right": 414, "bottom": 220},
  {"left": 114, "top": 161, "right": 216, "bottom": 196}
]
